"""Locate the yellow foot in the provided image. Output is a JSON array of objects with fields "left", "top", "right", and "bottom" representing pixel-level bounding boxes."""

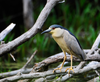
[
  {"left": 53, "top": 67, "right": 62, "bottom": 73},
  {"left": 65, "top": 67, "right": 74, "bottom": 74}
]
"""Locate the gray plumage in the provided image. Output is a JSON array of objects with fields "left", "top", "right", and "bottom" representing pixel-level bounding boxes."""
[
  {"left": 43, "top": 24, "right": 86, "bottom": 60},
  {"left": 63, "top": 30, "right": 86, "bottom": 60},
  {"left": 41, "top": 24, "right": 86, "bottom": 73}
]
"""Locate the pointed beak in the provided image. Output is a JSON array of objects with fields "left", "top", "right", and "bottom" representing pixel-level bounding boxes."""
[{"left": 41, "top": 29, "right": 51, "bottom": 34}]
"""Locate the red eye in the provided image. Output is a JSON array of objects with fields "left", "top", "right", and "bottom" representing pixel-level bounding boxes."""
[{"left": 52, "top": 27, "right": 55, "bottom": 30}]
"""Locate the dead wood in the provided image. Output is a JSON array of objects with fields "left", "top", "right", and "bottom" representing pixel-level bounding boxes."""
[{"left": 0, "top": 0, "right": 63, "bottom": 56}]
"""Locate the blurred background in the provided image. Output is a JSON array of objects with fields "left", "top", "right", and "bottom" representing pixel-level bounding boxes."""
[{"left": 0, "top": 0, "right": 100, "bottom": 81}]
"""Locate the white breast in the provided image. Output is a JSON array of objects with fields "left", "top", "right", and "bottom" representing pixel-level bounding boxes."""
[{"left": 53, "top": 36, "right": 71, "bottom": 54}]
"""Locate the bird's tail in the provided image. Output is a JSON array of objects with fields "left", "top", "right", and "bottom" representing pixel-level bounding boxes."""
[{"left": 82, "top": 51, "right": 86, "bottom": 61}]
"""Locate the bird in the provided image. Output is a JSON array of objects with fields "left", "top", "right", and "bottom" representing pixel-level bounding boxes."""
[{"left": 41, "top": 24, "right": 86, "bottom": 74}]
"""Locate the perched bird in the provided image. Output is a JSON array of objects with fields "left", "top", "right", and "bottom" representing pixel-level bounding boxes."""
[{"left": 41, "top": 24, "right": 86, "bottom": 74}]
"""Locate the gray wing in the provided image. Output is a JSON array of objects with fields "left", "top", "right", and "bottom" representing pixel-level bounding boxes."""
[{"left": 63, "top": 32, "right": 86, "bottom": 60}]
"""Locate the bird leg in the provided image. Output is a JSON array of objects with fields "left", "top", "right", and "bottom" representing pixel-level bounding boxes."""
[
  {"left": 65, "top": 54, "right": 74, "bottom": 74},
  {"left": 53, "top": 51, "right": 67, "bottom": 73}
]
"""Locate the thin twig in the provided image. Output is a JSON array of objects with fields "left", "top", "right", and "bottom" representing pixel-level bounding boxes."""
[
  {"left": 22, "top": 50, "right": 37, "bottom": 69},
  {"left": 95, "top": 70, "right": 100, "bottom": 76},
  {"left": 10, "top": 53, "right": 16, "bottom": 61}
]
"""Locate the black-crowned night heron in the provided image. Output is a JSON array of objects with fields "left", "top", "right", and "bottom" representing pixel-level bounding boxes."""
[{"left": 41, "top": 24, "right": 86, "bottom": 74}]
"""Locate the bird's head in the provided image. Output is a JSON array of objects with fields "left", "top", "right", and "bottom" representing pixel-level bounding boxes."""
[{"left": 41, "top": 24, "right": 64, "bottom": 35}]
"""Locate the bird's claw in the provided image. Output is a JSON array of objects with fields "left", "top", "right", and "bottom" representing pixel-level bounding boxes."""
[
  {"left": 53, "top": 67, "right": 62, "bottom": 73},
  {"left": 65, "top": 67, "right": 74, "bottom": 74}
]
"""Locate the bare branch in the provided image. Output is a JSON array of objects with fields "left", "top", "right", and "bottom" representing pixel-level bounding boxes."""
[
  {"left": 87, "top": 33, "right": 100, "bottom": 56},
  {"left": 0, "top": 49, "right": 99, "bottom": 81},
  {"left": 0, "top": 23, "right": 15, "bottom": 41},
  {"left": 91, "top": 33, "right": 100, "bottom": 49},
  {"left": 0, "top": 68, "right": 32, "bottom": 78},
  {"left": 0, "top": 0, "right": 64, "bottom": 56},
  {"left": 1, "top": 61, "right": 100, "bottom": 82},
  {"left": 23, "top": 0, "right": 34, "bottom": 29},
  {"left": 33, "top": 49, "right": 100, "bottom": 72}
]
